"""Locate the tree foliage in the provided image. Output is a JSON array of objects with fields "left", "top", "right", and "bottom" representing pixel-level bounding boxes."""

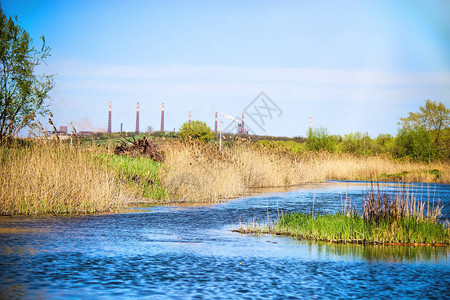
[
  {"left": 0, "top": 7, "right": 54, "bottom": 139},
  {"left": 398, "top": 100, "right": 449, "bottom": 160},
  {"left": 340, "top": 132, "right": 373, "bottom": 156},
  {"left": 396, "top": 126, "right": 436, "bottom": 162},
  {"left": 306, "top": 127, "right": 338, "bottom": 152},
  {"left": 179, "top": 121, "right": 214, "bottom": 143},
  {"left": 399, "top": 100, "right": 449, "bottom": 146}
]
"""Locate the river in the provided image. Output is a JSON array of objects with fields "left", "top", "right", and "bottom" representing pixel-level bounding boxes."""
[{"left": 1, "top": 181, "right": 449, "bottom": 299}]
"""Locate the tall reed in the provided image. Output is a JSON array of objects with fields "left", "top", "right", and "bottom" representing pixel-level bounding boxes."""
[
  {"left": 159, "top": 140, "right": 325, "bottom": 202},
  {"left": 311, "top": 152, "right": 448, "bottom": 183},
  {"left": 237, "top": 186, "right": 450, "bottom": 245},
  {"left": 159, "top": 139, "right": 449, "bottom": 202},
  {"left": 0, "top": 141, "right": 127, "bottom": 215}
]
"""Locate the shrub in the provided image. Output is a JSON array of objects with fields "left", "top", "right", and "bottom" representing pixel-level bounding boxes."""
[
  {"left": 306, "top": 127, "right": 338, "bottom": 152},
  {"left": 179, "top": 121, "right": 214, "bottom": 143}
]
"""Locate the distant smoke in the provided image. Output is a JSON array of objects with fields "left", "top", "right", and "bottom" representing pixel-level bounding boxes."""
[
  {"left": 73, "top": 117, "right": 106, "bottom": 132},
  {"left": 220, "top": 112, "right": 241, "bottom": 124}
]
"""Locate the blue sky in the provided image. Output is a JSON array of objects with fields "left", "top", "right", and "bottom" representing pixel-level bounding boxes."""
[{"left": 2, "top": 0, "right": 450, "bottom": 137}]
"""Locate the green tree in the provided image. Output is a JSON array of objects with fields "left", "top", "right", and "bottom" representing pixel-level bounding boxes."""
[
  {"left": 374, "top": 133, "right": 396, "bottom": 154},
  {"left": 0, "top": 7, "right": 54, "bottom": 139},
  {"left": 341, "top": 132, "right": 373, "bottom": 156},
  {"left": 399, "top": 100, "right": 449, "bottom": 149},
  {"left": 307, "top": 127, "right": 338, "bottom": 152},
  {"left": 396, "top": 126, "right": 436, "bottom": 162},
  {"left": 179, "top": 121, "right": 214, "bottom": 143}
]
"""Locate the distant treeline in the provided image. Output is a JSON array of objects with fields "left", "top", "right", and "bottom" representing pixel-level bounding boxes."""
[
  {"left": 82, "top": 128, "right": 449, "bottom": 162},
  {"left": 256, "top": 127, "right": 450, "bottom": 162}
]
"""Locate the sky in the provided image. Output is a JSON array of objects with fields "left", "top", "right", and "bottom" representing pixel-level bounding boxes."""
[{"left": 2, "top": 0, "right": 450, "bottom": 137}]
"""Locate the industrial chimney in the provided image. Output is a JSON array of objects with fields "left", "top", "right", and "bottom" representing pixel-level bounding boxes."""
[
  {"left": 160, "top": 103, "right": 165, "bottom": 132},
  {"left": 107, "top": 101, "right": 112, "bottom": 133},
  {"left": 241, "top": 112, "right": 245, "bottom": 135},
  {"left": 135, "top": 102, "right": 140, "bottom": 133},
  {"left": 214, "top": 112, "right": 218, "bottom": 134}
]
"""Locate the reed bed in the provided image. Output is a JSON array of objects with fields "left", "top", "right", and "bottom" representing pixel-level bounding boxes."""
[
  {"left": 320, "top": 153, "right": 448, "bottom": 183},
  {"left": 0, "top": 141, "right": 127, "bottom": 215},
  {"left": 236, "top": 187, "right": 450, "bottom": 245},
  {"left": 158, "top": 139, "right": 449, "bottom": 202},
  {"left": 159, "top": 140, "right": 325, "bottom": 202}
]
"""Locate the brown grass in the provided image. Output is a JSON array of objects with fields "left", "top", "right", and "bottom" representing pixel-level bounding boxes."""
[
  {"left": 2, "top": 138, "right": 447, "bottom": 211},
  {"left": 319, "top": 152, "right": 449, "bottom": 183},
  {"left": 159, "top": 140, "right": 450, "bottom": 202},
  {"left": 160, "top": 140, "right": 325, "bottom": 202},
  {"left": 0, "top": 141, "right": 128, "bottom": 215}
]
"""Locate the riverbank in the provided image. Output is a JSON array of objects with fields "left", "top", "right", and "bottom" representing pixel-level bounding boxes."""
[
  {"left": 160, "top": 140, "right": 450, "bottom": 203},
  {"left": 1, "top": 138, "right": 449, "bottom": 215}
]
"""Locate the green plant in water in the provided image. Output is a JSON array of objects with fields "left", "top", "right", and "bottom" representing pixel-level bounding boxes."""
[{"left": 237, "top": 186, "right": 450, "bottom": 245}]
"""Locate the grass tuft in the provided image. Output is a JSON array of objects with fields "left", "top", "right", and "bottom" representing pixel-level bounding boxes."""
[{"left": 236, "top": 187, "right": 450, "bottom": 245}]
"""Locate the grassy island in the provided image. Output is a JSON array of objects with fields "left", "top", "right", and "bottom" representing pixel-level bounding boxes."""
[{"left": 236, "top": 188, "right": 450, "bottom": 245}]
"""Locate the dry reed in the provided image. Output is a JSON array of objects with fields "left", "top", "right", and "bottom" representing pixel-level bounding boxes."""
[
  {"left": 318, "top": 152, "right": 449, "bottom": 183},
  {"left": 159, "top": 140, "right": 449, "bottom": 203},
  {"left": 159, "top": 140, "right": 325, "bottom": 202},
  {"left": 0, "top": 141, "right": 128, "bottom": 215}
]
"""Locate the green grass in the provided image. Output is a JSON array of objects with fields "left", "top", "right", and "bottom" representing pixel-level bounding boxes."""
[
  {"left": 267, "top": 212, "right": 450, "bottom": 244},
  {"left": 80, "top": 133, "right": 147, "bottom": 147},
  {"left": 379, "top": 170, "right": 410, "bottom": 180},
  {"left": 95, "top": 154, "right": 167, "bottom": 200},
  {"left": 379, "top": 169, "right": 442, "bottom": 182},
  {"left": 237, "top": 187, "right": 450, "bottom": 245}
]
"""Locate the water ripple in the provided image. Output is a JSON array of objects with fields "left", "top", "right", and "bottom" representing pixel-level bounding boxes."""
[{"left": 1, "top": 182, "right": 449, "bottom": 299}]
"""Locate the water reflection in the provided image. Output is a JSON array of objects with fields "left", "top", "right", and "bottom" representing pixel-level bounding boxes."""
[
  {"left": 0, "top": 181, "right": 449, "bottom": 299},
  {"left": 321, "top": 242, "right": 449, "bottom": 263}
]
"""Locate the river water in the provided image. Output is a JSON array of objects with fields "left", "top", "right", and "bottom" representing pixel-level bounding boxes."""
[{"left": 1, "top": 181, "right": 449, "bottom": 299}]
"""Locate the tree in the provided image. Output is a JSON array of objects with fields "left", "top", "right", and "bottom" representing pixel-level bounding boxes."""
[
  {"left": 396, "top": 126, "right": 436, "bottom": 162},
  {"left": 179, "top": 121, "right": 214, "bottom": 143},
  {"left": 0, "top": 7, "right": 54, "bottom": 139},
  {"left": 374, "top": 133, "right": 396, "bottom": 154},
  {"left": 306, "top": 127, "right": 338, "bottom": 152},
  {"left": 341, "top": 132, "right": 373, "bottom": 156},
  {"left": 399, "top": 100, "right": 450, "bottom": 148}
]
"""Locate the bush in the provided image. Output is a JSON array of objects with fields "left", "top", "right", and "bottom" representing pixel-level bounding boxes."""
[
  {"left": 179, "top": 121, "right": 214, "bottom": 143},
  {"left": 307, "top": 127, "right": 338, "bottom": 152}
]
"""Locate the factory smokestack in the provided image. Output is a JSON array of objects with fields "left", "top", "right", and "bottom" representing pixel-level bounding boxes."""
[
  {"left": 160, "top": 103, "right": 165, "bottom": 132},
  {"left": 135, "top": 102, "right": 140, "bottom": 133},
  {"left": 214, "top": 112, "right": 218, "bottom": 134},
  {"left": 107, "top": 101, "right": 112, "bottom": 133},
  {"left": 241, "top": 112, "right": 245, "bottom": 135},
  {"left": 189, "top": 111, "right": 191, "bottom": 125}
]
